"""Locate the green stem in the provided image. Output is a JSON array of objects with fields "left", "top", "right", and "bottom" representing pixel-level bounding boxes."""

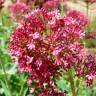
[
  {"left": 0, "top": 63, "right": 13, "bottom": 96},
  {"left": 86, "top": 2, "right": 90, "bottom": 32},
  {"left": 68, "top": 69, "right": 77, "bottom": 96},
  {"left": 19, "top": 75, "right": 27, "bottom": 96},
  {"left": 11, "top": 0, "right": 17, "bottom": 3},
  {"left": 61, "top": 0, "right": 64, "bottom": 17}
]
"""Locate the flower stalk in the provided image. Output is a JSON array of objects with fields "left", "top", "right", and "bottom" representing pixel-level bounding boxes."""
[
  {"left": 0, "top": 63, "right": 12, "bottom": 96},
  {"left": 86, "top": 1, "right": 90, "bottom": 32},
  {"left": 68, "top": 69, "right": 77, "bottom": 96}
]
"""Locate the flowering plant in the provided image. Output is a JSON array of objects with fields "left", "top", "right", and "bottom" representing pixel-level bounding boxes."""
[
  {"left": 9, "top": 6, "right": 96, "bottom": 95},
  {"left": 0, "top": 0, "right": 96, "bottom": 96}
]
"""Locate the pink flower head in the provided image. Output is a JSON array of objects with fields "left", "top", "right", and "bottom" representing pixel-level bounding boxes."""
[
  {"left": 84, "top": 53, "right": 96, "bottom": 86},
  {"left": 65, "top": 10, "right": 88, "bottom": 27},
  {"left": 19, "top": 0, "right": 47, "bottom": 8},
  {"left": 10, "top": 2, "right": 29, "bottom": 22},
  {"left": 9, "top": 9, "right": 88, "bottom": 93},
  {"left": 43, "top": 0, "right": 61, "bottom": 11}
]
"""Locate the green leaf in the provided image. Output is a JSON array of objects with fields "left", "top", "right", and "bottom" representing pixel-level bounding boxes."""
[{"left": 0, "top": 80, "right": 10, "bottom": 96}]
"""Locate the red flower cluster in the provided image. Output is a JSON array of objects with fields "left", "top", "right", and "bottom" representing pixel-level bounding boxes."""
[
  {"left": 39, "top": 89, "right": 67, "bottom": 96},
  {"left": 43, "top": 0, "right": 61, "bottom": 11},
  {"left": 19, "top": 0, "right": 48, "bottom": 8},
  {"left": 9, "top": 8, "right": 88, "bottom": 94},
  {"left": 85, "top": 31, "right": 96, "bottom": 39},
  {"left": 75, "top": 49, "right": 96, "bottom": 86},
  {"left": 85, "top": 31, "right": 96, "bottom": 48},
  {"left": 84, "top": 51, "right": 96, "bottom": 86},
  {"left": 43, "top": 0, "right": 68, "bottom": 11},
  {"left": 10, "top": 2, "right": 29, "bottom": 22}
]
